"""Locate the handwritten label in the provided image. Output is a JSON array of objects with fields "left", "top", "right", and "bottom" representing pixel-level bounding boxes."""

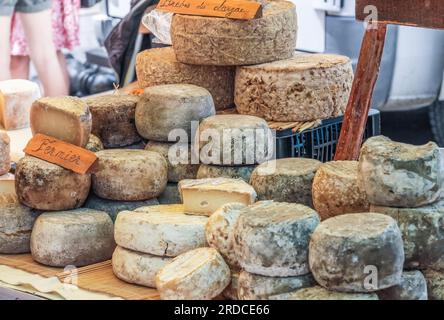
[
  {"left": 24, "top": 134, "right": 97, "bottom": 174},
  {"left": 157, "top": 0, "right": 262, "bottom": 20}
]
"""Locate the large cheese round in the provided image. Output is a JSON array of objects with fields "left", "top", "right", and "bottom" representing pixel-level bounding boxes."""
[
  {"left": 250, "top": 158, "right": 321, "bottom": 207},
  {"left": 312, "top": 161, "right": 369, "bottom": 220},
  {"left": 135, "top": 84, "right": 215, "bottom": 142},
  {"left": 197, "top": 164, "right": 255, "bottom": 182},
  {"left": 0, "top": 130, "right": 10, "bottom": 175},
  {"left": 156, "top": 247, "right": 231, "bottom": 300},
  {"left": 92, "top": 150, "right": 167, "bottom": 201},
  {"left": 15, "top": 156, "right": 91, "bottom": 210},
  {"left": 378, "top": 271, "right": 427, "bottom": 300},
  {"left": 171, "top": 1, "right": 297, "bottom": 66},
  {"left": 30, "top": 209, "right": 115, "bottom": 267},
  {"left": 270, "top": 286, "right": 378, "bottom": 300},
  {"left": 234, "top": 201, "right": 320, "bottom": 277},
  {"left": 309, "top": 213, "right": 404, "bottom": 292},
  {"left": 158, "top": 183, "right": 181, "bottom": 204},
  {"left": 136, "top": 47, "right": 234, "bottom": 110}
]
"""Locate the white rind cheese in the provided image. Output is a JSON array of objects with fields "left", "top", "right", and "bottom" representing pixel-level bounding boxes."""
[
  {"left": 197, "top": 164, "right": 255, "bottom": 182},
  {"left": 378, "top": 271, "right": 427, "bottom": 300},
  {"left": 0, "top": 130, "right": 10, "bottom": 175},
  {"left": 270, "top": 286, "right": 378, "bottom": 300}
]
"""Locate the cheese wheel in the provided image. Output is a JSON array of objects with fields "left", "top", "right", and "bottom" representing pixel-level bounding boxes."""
[
  {"left": 171, "top": 1, "right": 297, "bottom": 66},
  {"left": 158, "top": 183, "right": 181, "bottom": 205},
  {"left": 92, "top": 150, "right": 167, "bottom": 201},
  {"left": 15, "top": 156, "right": 91, "bottom": 210},
  {"left": 378, "top": 271, "right": 427, "bottom": 300},
  {"left": 0, "top": 79, "right": 41, "bottom": 130},
  {"left": 312, "top": 161, "right": 370, "bottom": 220},
  {"left": 424, "top": 269, "right": 444, "bottom": 300},
  {"left": 270, "top": 286, "right": 378, "bottom": 300},
  {"left": 358, "top": 136, "right": 442, "bottom": 207},
  {"left": 136, "top": 84, "right": 215, "bottom": 141},
  {"left": 30, "top": 96, "right": 92, "bottom": 147},
  {"left": 136, "top": 47, "right": 235, "bottom": 110},
  {"left": 309, "top": 213, "right": 404, "bottom": 292},
  {"left": 223, "top": 271, "right": 240, "bottom": 300},
  {"left": 112, "top": 246, "right": 172, "bottom": 288},
  {"left": 197, "top": 164, "right": 255, "bottom": 182},
  {"left": 30, "top": 209, "right": 115, "bottom": 267},
  {"left": 114, "top": 205, "right": 208, "bottom": 256},
  {"left": 85, "top": 94, "right": 141, "bottom": 148},
  {"left": 156, "top": 247, "right": 231, "bottom": 300},
  {"left": 234, "top": 201, "right": 320, "bottom": 277},
  {"left": 85, "top": 134, "right": 104, "bottom": 152},
  {"left": 0, "top": 130, "right": 10, "bottom": 175},
  {"left": 235, "top": 54, "right": 353, "bottom": 121},
  {"left": 250, "top": 158, "right": 321, "bottom": 207}
]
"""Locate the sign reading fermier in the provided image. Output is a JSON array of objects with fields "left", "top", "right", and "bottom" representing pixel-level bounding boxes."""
[{"left": 156, "top": 0, "right": 262, "bottom": 20}]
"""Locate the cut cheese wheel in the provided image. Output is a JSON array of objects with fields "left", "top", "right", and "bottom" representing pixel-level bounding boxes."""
[
  {"left": 171, "top": 1, "right": 297, "bottom": 66},
  {"left": 235, "top": 54, "right": 353, "bottom": 121},
  {"left": 0, "top": 79, "right": 41, "bottom": 130},
  {"left": 178, "top": 178, "right": 257, "bottom": 216},
  {"left": 424, "top": 269, "right": 444, "bottom": 300},
  {"left": 92, "top": 150, "right": 167, "bottom": 201},
  {"left": 312, "top": 161, "right": 369, "bottom": 220},
  {"left": 0, "top": 173, "right": 16, "bottom": 204},
  {"left": 15, "top": 156, "right": 91, "bottom": 210},
  {"left": 135, "top": 84, "right": 215, "bottom": 142},
  {"left": 145, "top": 141, "right": 199, "bottom": 183},
  {"left": 309, "top": 213, "right": 404, "bottom": 292},
  {"left": 250, "top": 158, "right": 321, "bottom": 207},
  {"left": 85, "top": 94, "right": 141, "bottom": 148},
  {"left": 270, "top": 286, "right": 378, "bottom": 300},
  {"left": 114, "top": 205, "right": 208, "bottom": 256},
  {"left": 85, "top": 134, "right": 104, "bottom": 152},
  {"left": 223, "top": 271, "right": 240, "bottom": 300},
  {"left": 30, "top": 96, "right": 92, "bottom": 147},
  {"left": 378, "top": 271, "right": 427, "bottom": 300},
  {"left": 156, "top": 247, "right": 231, "bottom": 300},
  {"left": 238, "top": 270, "right": 315, "bottom": 300},
  {"left": 358, "top": 136, "right": 442, "bottom": 207},
  {"left": 112, "top": 246, "right": 172, "bottom": 288},
  {"left": 136, "top": 47, "right": 235, "bottom": 110},
  {"left": 197, "top": 164, "right": 255, "bottom": 183},
  {"left": 234, "top": 201, "right": 320, "bottom": 277},
  {"left": 0, "top": 130, "right": 10, "bottom": 175},
  {"left": 30, "top": 208, "right": 115, "bottom": 267},
  {"left": 158, "top": 183, "right": 181, "bottom": 205}
]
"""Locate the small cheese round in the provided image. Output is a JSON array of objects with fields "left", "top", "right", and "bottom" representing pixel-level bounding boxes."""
[
  {"left": 158, "top": 183, "right": 181, "bottom": 205},
  {"left": 424, "top": 269, "right": 444, "bottom": 300},
  {"left": 112, "top": 246, "right": 172, "bottom": 288},
  {"left": 250, "top": 158, "right": 321, "bottom": 207},
  {"left": 156, "top": 247, "right": 231, "bottom": 300},
  {"left": 30, "top": 209, "right": 115, "bottom": 267},
  {"left": 197, "top": 164, "right": 255, "bottom": 182},
  {"left": 378, "top": 271, "right": 427, "bottom": 300},
  {"left": 309, "top": 213, "right": 404, "bottom": 292},
  {"left": 223, "top": 271, "right": 240, "bottom": 300},
  {"left": 135, "top": 84, "right": 215, "bottom": 141},
  {"left": 270, "top": 286, "right": 378, "bottom": 300},
  {"left": 0, "top": 130, "right": 11, "bottom": 175},
  {"left": 85, "top": 134, "right": 104, "bottom": 152},
  {"left": 92, "top": 150, "right": 167, "bottom": 201},
  {"left": 15, "top": 156, "right": 91, "bottom": 210},
  {"left": 234, "top": 201, "right": 320, "bottom": 277}
]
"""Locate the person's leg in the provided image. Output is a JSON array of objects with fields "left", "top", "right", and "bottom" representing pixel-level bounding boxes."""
[
  {"left": 0, "top": 15, "right": 12, "bottom": 80},
  {"left": 10, "top": 55, "right": 31, "bottom": 79},
  {"left": 56, "top": 50, "right": 70, "bottom": 95}
]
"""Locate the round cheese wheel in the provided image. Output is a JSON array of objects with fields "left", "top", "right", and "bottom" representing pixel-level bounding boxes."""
[
  {"left": 197, "top": 164, "right": 255, "bottom": 182},
  {"left": 85, "top": 134, "right": 104, "bottom": 152},
  {"left": 378, "top": 271, "right": 427, "bottom": 300},
  {"left": 270, "top": 286, "right": 378, "bottom": 300},
  {"left": 0, "top": 130, "right": 11, "bottom": 175}
]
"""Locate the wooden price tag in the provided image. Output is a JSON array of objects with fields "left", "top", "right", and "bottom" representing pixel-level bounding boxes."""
[
  {"left": 24, "top": 134, "right": 97, "bottom": 174},
  {"left": 156, "top": 0, "right": 262, "bottom": 20}
]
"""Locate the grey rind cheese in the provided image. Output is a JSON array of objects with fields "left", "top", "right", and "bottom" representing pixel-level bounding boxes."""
[
  {"left": 270, "top": 286, "right": 378, "bottom": 300},
  {"left": 197, "top": 164, "right": 255, "bottom": 182},
  {"left": 135, "top": 47, "right": 235, "bottom": 111},
  {"left": 171, "top": 1, "right": 297, "bottom": 66},
  {"left": 112, "top": 246, "right": 172, "bottom": 288},
  {"left": 30, "top": 209, "right": 115, "bottom": 267},
  {"left": 135, "top": 84, "right": 215, "bottom": 142},
  {"left": 223, "top": 271, "right": 240, "bottom": 300},
  {"left": 237, "top": 270, "right": 315, "bottom": 300},
  {"left": 158, "top": 183, "right": 181, "bottom": 205},
  {"left": 15, "top": 156, "right": 91, "bottom": 211},
  {"left": 92, "top": 150, "right": 167, "bottom": 201},
  {"left": 85, "top": 94, "right": 141, "bottom": 148},
  {"left": 234, "top": 201, "right": 320, "bottom": 277},
  {"left": 145, "top": 141, "right": 199, "bottom": 182},
  {"left": 358, "top": 136, "right": 442, "bottom": 207},
  {"left": 85, "top": 134, "right": 104, "bottom": 152},
  {"left": 309, "top": 213, "right": 404, "bottom": 292},
  {"left": 235, "top": 54, "right": 353, "bottom": 121},
  {"left": 424, "top": 269, "right": 444, "bottom": 300},
  {"left": 312, "top": 161, "right": 369, "bottom": 220},
  {"left": 250, "top": 158, "right": 321, "bottom": 207},
  {"left": 370, "top": 201, "right": 444, "bottom": 270},
  {"left": 378, "top": 271, "right": 427, "bottom": 300},
  {"left": 156, "top": 247, "right": 231, "bottom": 300}
]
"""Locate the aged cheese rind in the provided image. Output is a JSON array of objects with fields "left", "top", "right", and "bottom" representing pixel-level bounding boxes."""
[
  {"left": 112, "top": 246, "right": 172, "bottom": 288},
  {"left": 235, "top": 54, "right": 353, "bottom": 121},
  {"left": 250, "top": 158, "right": 321, "bottom": 207},
  {"left": 158, "top": 183, "right": 181, "bottom": 204},
  {"left": 424, "top": 269, "right": 444, "bottom": 300},
  {"left": 378, "top": 271, "right": 427, "bottom": 300},
  {"left": 234, "top": 201, "right": 320, "bottom": 277},
  {"left": 30, "top": 209, "right": 115, "bottom": 267},
  {"left": 0, "top": 130, "right": 11, "bottom": 175},
  {"left": 114, "top": 205, "right": 208, "bottom": 256},
  {"left": 136, "top": 84, "right": 215, "bottom": 142},
  {"left": 171, "top": 1, "right": 297, "bottom": 66},
  {"left": 30, "top": 96, "right": 92, "bottom": 147},
  {"left": 85, "top": 94, "right": 141, "bottom": 148},
  {"left": 223, "top": 271, "right": 240, "bottom": 300},
  {"left": 85, "top": 134, "right": 104, "bottom": 152},
  {"left": 309, "top": 213, "right": 404, "bottom": 292},
  {"left": 270, "top": 286, "right": 378, "bottom": 300},
  {"left": 197, "top": 164, "right": 255, "bottom": 182},
  {"left": 358, "top": 136, "right": 442, "bottom": 207},
  {"left": 136, "top": 47, "right": 235, "bottom": 110},
  {"left": 312, "top": 161, "right": 369, "bottom": 220},
  {"left": 15, "top": 156, "right": 91, "bottom": 210},
  {"left": 156, "top": 247, "right": 231, "bottom": 300},
  {"left": 92, "top": 150, "right": 167, "bottom": 201}
]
